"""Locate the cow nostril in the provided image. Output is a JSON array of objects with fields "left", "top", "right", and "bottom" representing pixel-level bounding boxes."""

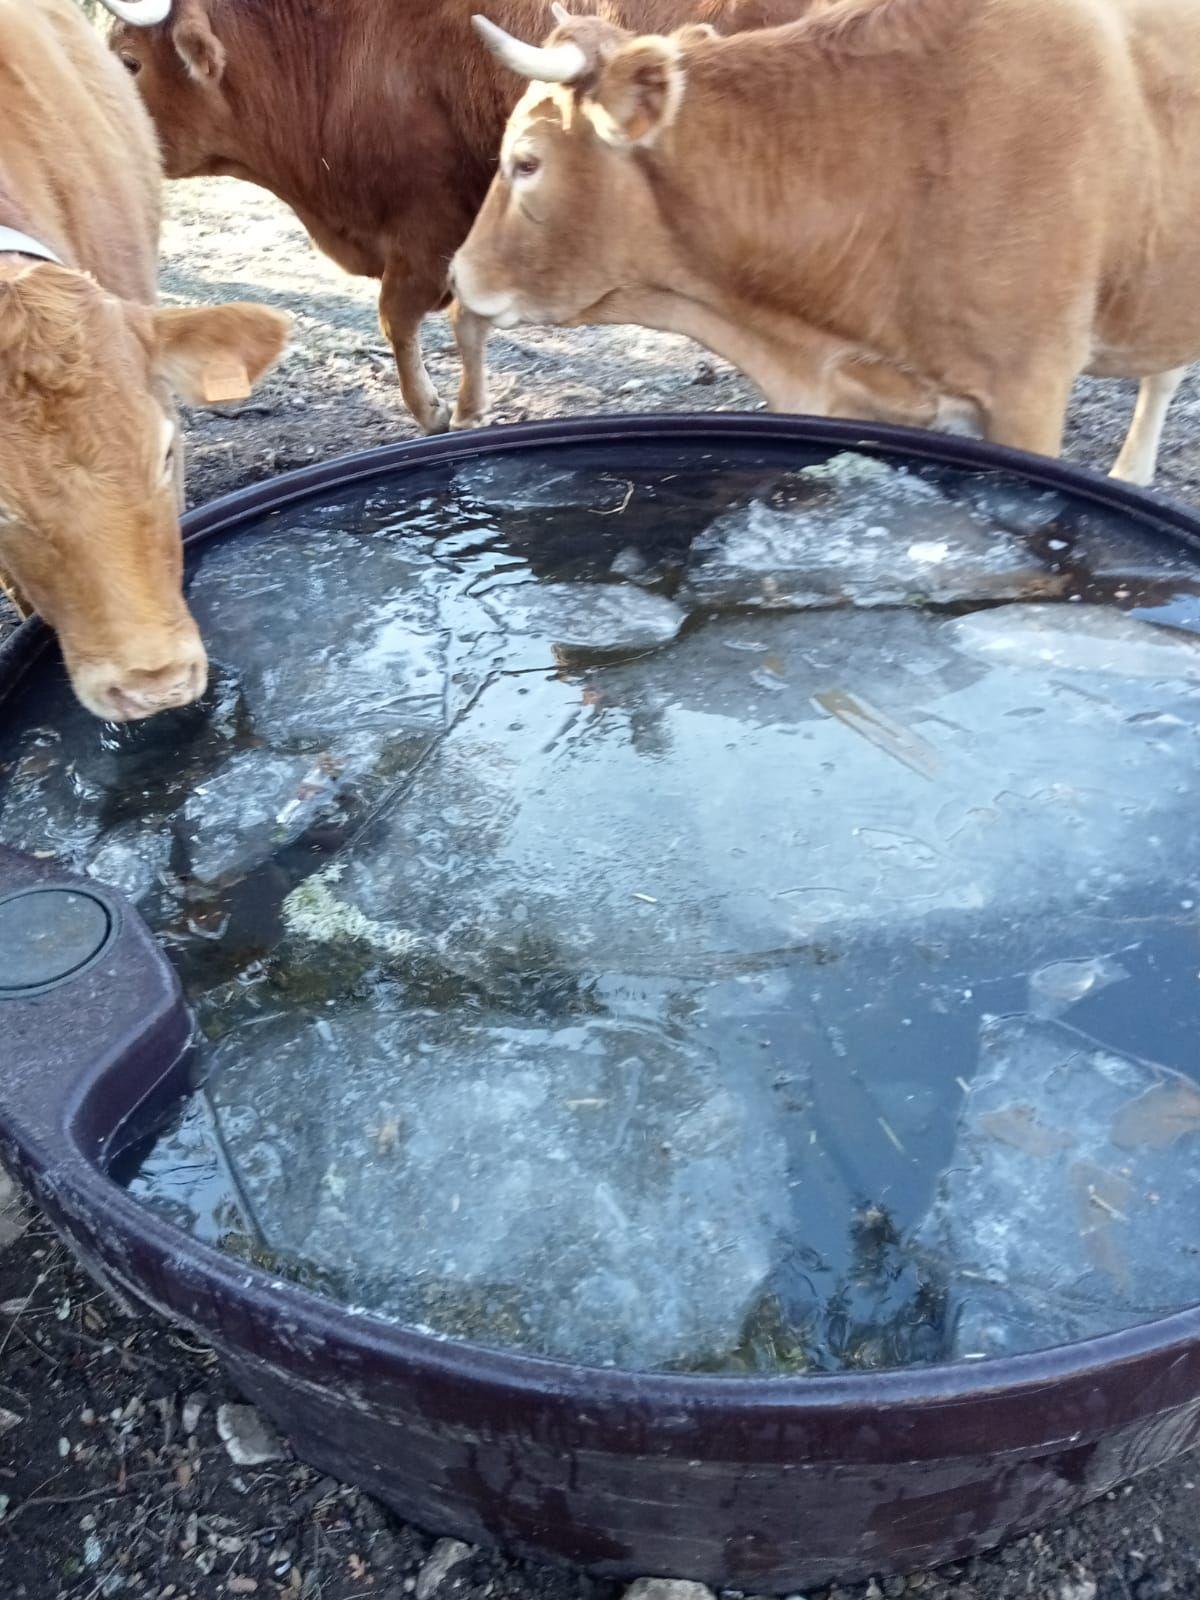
[{"left": 107, "top": 656, "right": 208, "bottom": 719}]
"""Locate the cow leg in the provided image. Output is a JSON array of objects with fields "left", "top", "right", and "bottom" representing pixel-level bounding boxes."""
[
  {"left": 980, "top": 364, "right": 1078, "bottom": 458},
  {"left": 450, "top": 303, "right": 492, "bottom": 431},
  {"left": 1109, "top": 367, "right": 1188, "bottom": 487},
  {"left": 379, "top": 271, "right": 451, "bottom": 435}
]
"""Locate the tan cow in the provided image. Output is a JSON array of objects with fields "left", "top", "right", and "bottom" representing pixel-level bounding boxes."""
[
  {"left": 453, "top": 0, "right": 1200, "bottom": 483},
  {"left": 106, "top": 0, "right": 810, "bottom": 439},
  {"left": 1, "top": 0, "right": 289, "bottom": 721}
]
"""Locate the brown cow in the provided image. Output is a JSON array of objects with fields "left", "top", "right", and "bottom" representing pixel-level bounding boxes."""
[
  {"left": 1, "top": 0, "right": 289, "bottom": 721},
  {"left": 453, "top": 0, "right": 1200, "bottom": 483},
  {"left": 107, "top": 0, "right": 808, "bottom": 437}
]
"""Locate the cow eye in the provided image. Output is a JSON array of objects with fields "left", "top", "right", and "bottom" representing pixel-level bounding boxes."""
[
  {"left": 512, "top": 155, "right": 541, "bottom": 181},
  {"left": 160, "top": 430, "right": 177, "bottom": 486},
  {"left": 119, "top": 52, "right": 142, "bottom": 76}
]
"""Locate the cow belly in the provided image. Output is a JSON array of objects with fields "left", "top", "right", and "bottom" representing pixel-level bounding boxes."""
[{"left": 1087, "top": 341, "right": 1200, "bottom": 380}]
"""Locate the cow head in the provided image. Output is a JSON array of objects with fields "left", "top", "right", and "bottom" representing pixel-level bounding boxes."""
[
  {"left": 0, "top": 264, "right": 289, "bottom": 721},
  {"left": 451, "top": 10, "right": 693, "bottom": 329},
  {"left": 108, "top": 0, "right": 232, "bottom": 179}
]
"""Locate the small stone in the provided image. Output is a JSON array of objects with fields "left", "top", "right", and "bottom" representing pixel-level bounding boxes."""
[
  {"left": 693, "top": 360, "right": 718, "bottom": 386},
  {"left": 884, "top": 1581, "right": 908, "bottom": 1598},
  {"left": 1060, "top": 1582, "right": 1098, "bottom": 1600},
  {"left": 415, "top": 1540, "right": 475, "bottom": 1600},
  {"left": 84, "top": 1533, "right": 103, "bottom": 1568},
  {"left": 216, "top": 1403, "right": 285, "bottom": 1467},
  {"left": 0, "top": 1408, "right": 20, "bottom": 1436},
  {"left": 624, "top": 1584, "right": 718, "bottom": 1600}
]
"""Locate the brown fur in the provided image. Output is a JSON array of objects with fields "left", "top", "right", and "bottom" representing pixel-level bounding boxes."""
[
  {"left": 0, "top": 0, "right": 290, "bottom": 721},
  {"left": 109, "top": 0, "right": 816, "bottom": 433},
  {"left": 452, "top": 0, "right": 1200, "bottom": 475}
]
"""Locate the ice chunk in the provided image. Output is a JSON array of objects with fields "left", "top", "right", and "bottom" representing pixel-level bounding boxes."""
[
  {"left": 455, "top": 457, "right": 634, "bottom": 513},
  {"left": 87, "top": 822, "right": 173, "bottom": 905},
  {"left": 494, "top": 581, "right": 687, "bottom": 662},
  {"left": 1029, "top": 955, "right": 1128, "bottom": 1018},
  {"left": 682, "top": 460, "right": 1062, "bottom": 612},
  {"left": 185, "top": 525, "right": 494, "bottom": 743},
  {"left": 951, "top": 603, "right": 1200, "bottom": 679},
  {"left": 0, "top": 728, "right": 102, "bottom": 869},
  {"left": 302, "top": 603, "right": 1200, "bottom": 980},
  {"left": 178, "top": 742, "right": 383, "bottom": 887},
  {"left": 952, "top": 475, "right": 1070, "bottom": 537},
  {"left": 204, "top": 1006, "right": 789, "bottom": 1369},
  {"left": 921, "top": 1015, "right": 1200, "bottom": 1359}
]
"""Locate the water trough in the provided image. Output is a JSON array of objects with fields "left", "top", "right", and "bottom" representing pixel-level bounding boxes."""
[{"left": 4, "top": 415, "right": 1200, "bottom": 1590}]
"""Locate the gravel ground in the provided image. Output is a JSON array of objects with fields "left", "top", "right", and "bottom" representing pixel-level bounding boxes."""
[{"left": 4, "top": 177, "right": 1200, "bottom": 1600}]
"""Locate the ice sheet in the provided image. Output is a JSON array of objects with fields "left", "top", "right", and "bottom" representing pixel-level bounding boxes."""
[
  {"left": 681, "top": 455, "right": 1067, "bottom": 611},
  {"left": 922, "top": 1015, "right": 1200, "bottom": 1358},
  {"left": 200, "top": 1005, "right": 790, "bottom": 1369}
]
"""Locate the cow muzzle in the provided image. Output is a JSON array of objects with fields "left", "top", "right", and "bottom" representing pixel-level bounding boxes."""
[
  {"left": 449, "top": 256, "right": 520, "bottom": 327},
  {"left": 72, "top": 634, "right": 209, "bottom": 723}
]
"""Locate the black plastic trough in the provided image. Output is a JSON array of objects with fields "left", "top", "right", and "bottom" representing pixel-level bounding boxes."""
[{"left": 4, "top": 415, "right": 1200, "bottom": 1592}]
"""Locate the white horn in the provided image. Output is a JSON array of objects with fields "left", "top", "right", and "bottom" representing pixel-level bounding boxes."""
[
  {"left": 96, "top": 0, "right": 172, "bottom": 24},
  {"left": 472, "top": 14, "right": 588, "bottom": 82},
  {"left": 550, "top": 3, "right": 573, "bottom": 23}
]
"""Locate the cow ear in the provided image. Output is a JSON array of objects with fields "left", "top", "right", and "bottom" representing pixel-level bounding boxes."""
[
  {"left": 173, "top": 1, "right": 226, "bottom": 82},
  {"left": 151, "top": 303, "right": 291, "bottom": 404},
  {"left": 589, "top": 37, "right": 684, "bottom": 148}
]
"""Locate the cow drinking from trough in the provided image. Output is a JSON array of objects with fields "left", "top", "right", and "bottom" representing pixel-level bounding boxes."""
[
  {"left": 1, "top": 0, "right": 290, "bottom": 721},
  {"left": 107, "top": 0, "right": 810, "bottom": 437},
  {"left": 453, "top": 0, "right": 1200, "bottom": 483}
]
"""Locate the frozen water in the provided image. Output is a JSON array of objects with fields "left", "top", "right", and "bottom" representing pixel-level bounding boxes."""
[
  {"left": 178, "top": 741, "right": 384, "bottom": 888},
  {"left": 294, "top": 601, "right": 1200, "bottom": 981},
  {"left": 5, "top": 440, "right": 1200, "bottom": 1373},
  {"left": 184, "top": 523, "right": 491, "bottom": 743},
  {"left": 1029, "top": 956, "right": 1128, "bottom": 1019},
  {"left": 196, "top": 1005, "right": 789, "bottom": 1369},
  {"left": 922, "top": 1015, "right": 1200, "bottom": 1359},
  {"left": 493, "top": 581, "right": 686, "bottom": 662},
  {"left": 454, "top": 457, "right": 634, "bottom": 513},
  {"left": 87, "top": 822, "right": 174, "bottom": 905},
  {"left": 682, "top": 454, "right": 1066, "bottom": 611},
  {"left": 951, "top": 603, "right": 1200, "bottom": 679}
]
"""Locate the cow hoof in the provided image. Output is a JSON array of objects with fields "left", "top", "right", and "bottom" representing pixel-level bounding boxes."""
[
  {"left": 450, "top": 409, "right": 491, "bottom": 432},
  {"left": 421, "top": 399, "right": 453, "bottom": 435}
]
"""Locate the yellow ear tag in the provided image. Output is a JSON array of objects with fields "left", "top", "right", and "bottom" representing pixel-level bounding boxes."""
[{"left": 200, "top": 359, "right": 252, "bottom": 403}]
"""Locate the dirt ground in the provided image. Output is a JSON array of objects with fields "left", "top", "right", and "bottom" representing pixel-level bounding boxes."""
[{"left": 5, "top": 177, "right": 1200, "bottom": 1600}]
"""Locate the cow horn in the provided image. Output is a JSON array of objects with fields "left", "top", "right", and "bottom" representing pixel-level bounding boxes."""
[
  {"left": 95, "top": 0, "right": 172, "bottom": 24},
  {"left": 472, "top": 14, "right": 588, "bottom": 82},
  {"left": 550, "top": 3, "right": 573, "bottom": 23}
]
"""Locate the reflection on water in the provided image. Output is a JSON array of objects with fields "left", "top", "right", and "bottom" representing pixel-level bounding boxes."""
[{"left": 5, "top": 441, "right": 1200, "bottom": 1373}]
